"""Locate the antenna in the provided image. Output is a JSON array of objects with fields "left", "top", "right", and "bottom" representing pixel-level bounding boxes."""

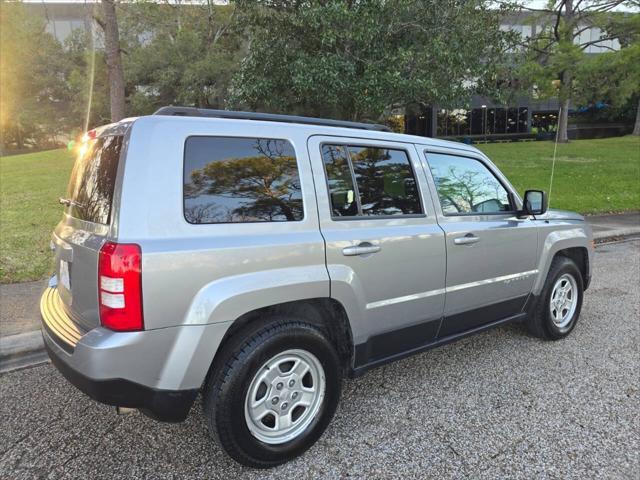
[{"left": 547, "top": 106, "right": 562, "bottom": 209}]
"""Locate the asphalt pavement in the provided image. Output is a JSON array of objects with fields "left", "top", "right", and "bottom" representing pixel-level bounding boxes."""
[{"left": 0, "top": 239, "right": 638, "bottom": 479}]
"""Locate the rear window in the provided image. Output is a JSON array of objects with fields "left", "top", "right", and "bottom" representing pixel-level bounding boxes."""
[
  {"left": 65, "top": 135, "right": 123, "bottom": 225},
  {"left": 183, "top": 136, "right": 304, "bottom": 224}
]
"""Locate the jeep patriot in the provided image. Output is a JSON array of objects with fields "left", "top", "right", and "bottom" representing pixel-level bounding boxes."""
[{"left": 41, "top": 107, "right": 593, "bottom": 467}]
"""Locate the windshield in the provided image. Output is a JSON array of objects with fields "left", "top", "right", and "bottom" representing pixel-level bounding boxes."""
[{"left": 64, "top": 135, "right": 123, "bottom": 225}]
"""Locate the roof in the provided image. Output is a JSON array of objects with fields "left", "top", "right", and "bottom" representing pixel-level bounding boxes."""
[
  {"left": 150, "top": 106, "right": 479, "bottom": 154},
  {"left": 153, "top": 106, "right": 392, "bottom": 132}
]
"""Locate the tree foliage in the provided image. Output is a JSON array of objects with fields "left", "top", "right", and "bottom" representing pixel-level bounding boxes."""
[
  {"left": 231, "top": 0, "right": 516, "bottom": 121},
  {"left": 64, "top": 29, "right": 112, "bottom": 129},
  {"left": 3, "top": 0, "right": 636, "bottom": 150},
  {"left": 0, "top": 4, "right": 70, "bottom": 151},
  {"left": 0, "top": 1, "right": 245, "bottom": 151},
  {"left": 574, "top": 13, "right": 640, "bottom": 134},
  {"left": 511, "top": 0, "right": 639, "bottom": 141},
  {"left": 121, "top": 1, "right": 243, "bottom": 114}
]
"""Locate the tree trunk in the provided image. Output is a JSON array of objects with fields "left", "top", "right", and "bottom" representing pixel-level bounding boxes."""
[
  {"left": 16, "top": 125, "right": 23, "bottom": 151},
  {"left": 633, "top": 98, "right": 640, "bottom": 136},
  {"left": 556, "top": 0, "right": 573, "bottom": 144},
  {"left": 101, "top": 0, "right": 125, "bottom": 122},
  {"left": 557, "top": 98, "right": 570, "bottom": 143}
]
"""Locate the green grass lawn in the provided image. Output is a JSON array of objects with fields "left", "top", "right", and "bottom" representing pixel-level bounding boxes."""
[
  {"left": 1, "top": 136, "right": 639, "bottom": 284},
  {"left": 477, "top": 135, "right": 640, "bottom": 214},
  {"left": 1, "top": 149, "right": 74, "bottom": 284}
]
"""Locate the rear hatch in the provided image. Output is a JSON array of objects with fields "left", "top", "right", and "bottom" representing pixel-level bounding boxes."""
[{"left": 52, "top": 132, "right": 125, "bottom": 331}]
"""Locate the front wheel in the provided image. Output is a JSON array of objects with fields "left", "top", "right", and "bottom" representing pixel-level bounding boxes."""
[
  {"left": 203, "top": 318, "right": 342, "bottom": 468},
  {"left": 527, "top": 256, "right": 584, "bottom": 340}
]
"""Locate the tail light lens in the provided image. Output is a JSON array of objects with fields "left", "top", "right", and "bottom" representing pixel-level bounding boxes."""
[{"left": 98, "top": 242, "right": 144, "bottom": 331}]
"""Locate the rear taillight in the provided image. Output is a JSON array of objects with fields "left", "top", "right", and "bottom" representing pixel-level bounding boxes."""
[{"left": 98, "top": 242, "right": 143, "bottom": 331}]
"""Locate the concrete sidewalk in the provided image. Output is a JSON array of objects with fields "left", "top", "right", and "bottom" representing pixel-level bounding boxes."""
[
  {"left": 1, "top": 212, "right": 638, "bottom": 371},
  {"left": 0, "top": 280, "right": 46, "bottom": 337},
  {"left": 586, "top": 212, "right": 640, "bottom": 239},
  {"left": 0, "top": 280, "right": 47, "bottom": 372}
]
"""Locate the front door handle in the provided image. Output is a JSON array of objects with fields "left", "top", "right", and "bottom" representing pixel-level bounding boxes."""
[
  {"left": 453, "top": 234, "right": 480, "bottom": 246},
  {"left": 342, "top": 243, "right": 381, "bottom": 256}
]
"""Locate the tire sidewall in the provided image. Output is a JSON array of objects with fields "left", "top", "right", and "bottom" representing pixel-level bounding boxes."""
[
  {"left": 542, "top": 259, "right": 584, "bottom": 339},
  {"left": 214, "top": 323, "right": 341, "bottom": 466}
]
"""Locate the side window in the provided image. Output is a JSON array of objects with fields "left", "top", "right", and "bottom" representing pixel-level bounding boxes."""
[
  {"left": 321, "top": 144, "right": 422, "bottom": 217},
  {"left": 184, "top": 137, "right": 303, "bottom": 223},
  {"left": 426, "top": 153, "right": 512, "bottom": 215}
]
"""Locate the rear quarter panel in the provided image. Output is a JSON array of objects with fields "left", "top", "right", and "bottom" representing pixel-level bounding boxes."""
[{"left": 116, "top": 116, "right": 328, "bottom": 330}]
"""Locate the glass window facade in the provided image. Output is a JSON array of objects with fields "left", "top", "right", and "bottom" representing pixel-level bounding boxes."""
[
  {"left": 518, "top": 107, "right": 529, "bottom": 133},
  {"left": 432, "top": 106, "right": 530, "bottom": 137}
]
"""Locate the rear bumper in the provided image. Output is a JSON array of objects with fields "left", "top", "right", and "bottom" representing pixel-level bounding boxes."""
[
  {"left": 40, "top": 286, "right": 232, "bottom": 422},
  {"left": 44, "top": 340, "right": 197, "bottom": 422}
]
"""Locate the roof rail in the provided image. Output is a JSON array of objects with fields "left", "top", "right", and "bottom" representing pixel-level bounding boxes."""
[{"left": 153, "top": 106, "right": 392, "bottom": 132}]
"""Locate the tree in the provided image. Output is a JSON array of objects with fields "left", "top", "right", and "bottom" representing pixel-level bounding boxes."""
[
  {"left": 98, "top": 0, "right": 126, "bottom": 122},
  {"left": 575, "top": 43, "right": 640, "bottom": 135},
  {"left": 64, "top": 29, "right": 112, "bottom": 129},
  {"left": 231, "top": 1, "right": 516, "bottom": 122},
  {"left": 512, "top": 0, "right": 637, "bottom": 142},
  {"left": 594, "top": 12, "right": 640, "bottom": 136},
  {"left": 0, "top": 3, "right": 71, "bottom": 152},
  {"left": 121, "top": 1, "right": 243, "bottom": 113}
]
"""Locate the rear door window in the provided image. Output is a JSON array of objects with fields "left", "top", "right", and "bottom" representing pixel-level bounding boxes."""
[
  {"left": 183, "top": 136, "right": 303, "bottom": 223},
  {"left": 321, "top": 144, "right": 422, "bottom": 217},
  {"left": 65, "top": 135, "right": 123, "bottom": 225}
]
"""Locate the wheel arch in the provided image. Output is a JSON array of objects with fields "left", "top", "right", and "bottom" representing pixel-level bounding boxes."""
[
  {"left": 205, "top": 298, "right": 355, "bottom": 386},
  {"left": 533, "top": 227, "right": 592, "bottom": 295},
  {"left": 555, "top": 247, "right": 590, "bottom": 289}
]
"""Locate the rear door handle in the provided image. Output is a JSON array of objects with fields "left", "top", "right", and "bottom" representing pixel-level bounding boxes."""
[
  {"left": 342, "top": 243, "right": 381, "bottom": 256},
  {"left": 453, "top": 234, "right": 480, "bottom": 246}
]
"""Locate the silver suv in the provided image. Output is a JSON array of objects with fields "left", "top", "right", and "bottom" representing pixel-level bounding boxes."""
[{"left": 41, "top": 107, "right": 593, "bottom": 468}]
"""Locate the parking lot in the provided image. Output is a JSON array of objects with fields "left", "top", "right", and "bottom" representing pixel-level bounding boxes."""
[{"left": 1, "top": 239, "right": 638, "bottom": 479}]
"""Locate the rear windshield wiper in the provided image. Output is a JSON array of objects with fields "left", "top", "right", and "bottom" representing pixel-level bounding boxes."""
[{"left": 59, "top": 197, "right": 85, "bottom": 209}]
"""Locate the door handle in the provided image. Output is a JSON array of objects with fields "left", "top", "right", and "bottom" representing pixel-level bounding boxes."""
[
  {"left": 453, "top": 234, "right": 480, "bottom": 246},
  {"left": 342, "top": 243, "right": 381, "bottom": 256}
]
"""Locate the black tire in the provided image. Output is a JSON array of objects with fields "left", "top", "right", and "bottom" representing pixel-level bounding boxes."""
[
  {"left": 527, "top": 255, "right": 584, "bottom": 340},
  {"left": 203, "top": 317, "right": 342, "bottom": 468}
]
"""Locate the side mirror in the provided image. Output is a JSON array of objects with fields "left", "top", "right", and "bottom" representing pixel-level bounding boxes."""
[{"left": 522, "top": 190, "right": 548, "bottom": 216}]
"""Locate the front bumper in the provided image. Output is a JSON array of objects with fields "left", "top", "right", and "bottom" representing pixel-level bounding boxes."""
[{"left": 41, "top": 287, "right": 231, "bottom": 422}]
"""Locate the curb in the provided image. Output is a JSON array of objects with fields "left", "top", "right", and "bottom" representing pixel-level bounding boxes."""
[
  {"left": 593, "top": 228, "right": 640, "bottom": 242},
  {"left": 0, "top": 331, "right": 48, "bottom": 374},
  {"left": 1, "top": 330, "right": 43, "bottom": 356}
]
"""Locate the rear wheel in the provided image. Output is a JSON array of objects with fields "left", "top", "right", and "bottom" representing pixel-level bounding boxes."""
[
  {"left": 528, "top": 256, "right": 584, "bottom": 340},
  {"left": 203, "top": 318, "right": 342, "bottom": 468}
]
